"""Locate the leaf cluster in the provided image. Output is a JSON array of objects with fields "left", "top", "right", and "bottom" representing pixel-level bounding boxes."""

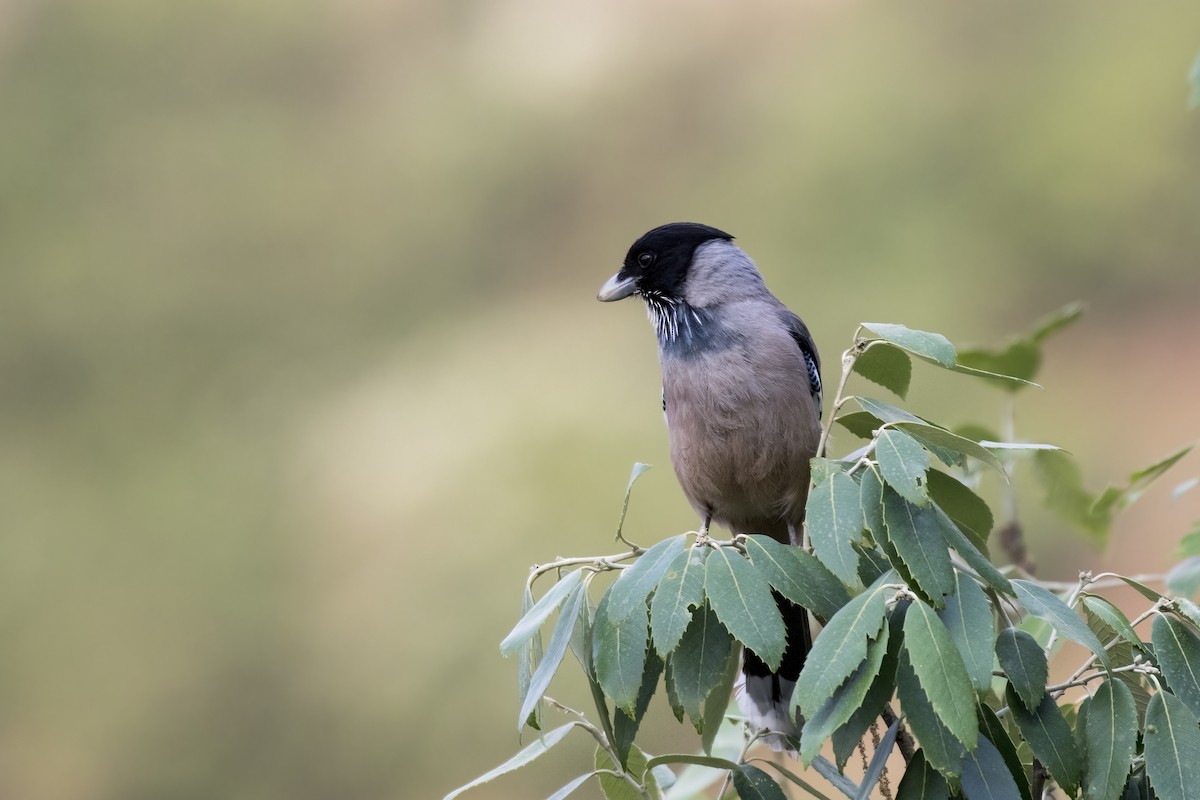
[{"left": 449, "top": 314, "right": 1200, "bottom": 800}]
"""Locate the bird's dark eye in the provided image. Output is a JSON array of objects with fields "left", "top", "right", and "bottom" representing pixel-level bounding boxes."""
[{"left": 638, "top": 252, "right": 656, "bottom": 268}]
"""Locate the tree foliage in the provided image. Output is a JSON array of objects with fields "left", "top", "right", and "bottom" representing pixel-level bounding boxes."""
[{"left": 447, "top": 309, "right": 1200, "bottom": 800}]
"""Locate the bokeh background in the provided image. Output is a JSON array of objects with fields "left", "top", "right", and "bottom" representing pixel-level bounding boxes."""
[{"left": 3, "top": 1, "right": 1199, "bottom": 798}]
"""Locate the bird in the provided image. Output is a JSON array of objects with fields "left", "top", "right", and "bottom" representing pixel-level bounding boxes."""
[{"left": 597, "top": 222, "right": 823, "bottom": 751}]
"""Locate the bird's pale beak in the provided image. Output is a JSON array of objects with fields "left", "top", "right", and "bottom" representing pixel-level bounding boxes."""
[{"left": 597, "top": 272, "right": 637, "bottom": 302}]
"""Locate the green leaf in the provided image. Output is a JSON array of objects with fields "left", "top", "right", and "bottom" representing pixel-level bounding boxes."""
[
  {"left": 895, "top": 651, "right": 966, "bottom": 778},
  {"left": 1012, "top": 579, "right": 1109, "bottom": 667},
  {"left": 519, "top": 582, "right": 587, "bottom": 730},
  {"left": 877, "top": 427, "right": 932, "bottom": 507},
  {"left": 1030, "top": 301, "right": 1086, "bottom": 344},
  {"left": 501, "top": 569, "right": 585, "bottom": 656},
  {"left": 856, "top": 396, "right": 929, "bottom": 426},
  {"left": 595, "top": 746, "right": 659, "bottom": 800},
  {"left": 798, "top": 622, "right": 891, "bottom": 763},
  {"left": 1084, "top": 678, "right": 1137, "bottom": 800},
  {"left": 978, "top": 704, "right": 1034, "bottom": 800},
  {"left": 807, "top": 471, "right": 866, "bottom": 588},
  {"left": 892, "top": 422, "right": 1007, "bottom": 474},
  {"left": 854, "top": 341, "right": 913, "bottom": 398},
  {"left": 613, "top": 650, "right": 662, "bottom": 766},
  {"left": 743, "top": 535, "right": 851, "bottom": 621},
  {"left": 1177, "top": 598, "right": 1200, "bottom": 629},
  {"left": 1032, "top": 449, "right": 1113, "bottom": 544},
  {"left": 927, "top": 470, "right": 994, "bottom": 547},
  {"left": 668, "top": 604, "right": 734, "bottom": 730},
  {"left": 1005, "top": 685, "right": 1082, "bottom": 793},
  {"left": 615, "top": 462, "right": 653, "bottom": 543},
  {"left": 704, "top": 546, "right": 785, "bottom": 670},
  {"left": 904, "top": 598, "right": 978, "bottom": 751},
  {"left": 518, "top": 585, "right": 544, "bottom": 731},
  {"left": 1178, "top": 525, "right": 1200, "bottom": 558},
  {"left": 606, "top": 534, "right": 686, "bottom": 620},
  {"left": 1191, "top": 51, "right": 1200, "bottom": 109},
  {"left": 1143, "top": 690, "right": 1200, "bottom": 800},
  {"left": 811, "top": 757, "right": 862, "bottom": 799},
  {"left": 700, "top": 641, "right": 740, "bottom": 755},
  {"left": 861, "top": 464, "right": 887, "bottom": 542},
  {"left": 933, "top": 505, "right": 1013, "bottom": 595},
  {"left": 645, "top": 753, "right": 739, "bottom": 770},
  {"left": 795, "top": 574, "right": 891, "bottom": 725},
  {"left": 732, "top": 764, "right": 788, "bottom": 800},
  {"left": 755, "top": 761, "right": 837, "bottom": 800},
  {"left": 959, "top": 734, "right": 1024, "bottom": 800},
  {"left": 861, "top": 322, "right": 956, "bottom": 367},
  {"left": 442, "top": 721, "right": 583, "bottom": 800},
  {"left": 940, "top": 572, "right": 994, "bottom": 693},
  {"left": 957, "top": 340, "right": 1042, "bottom": 388},
  {"left": 1125, "top": 445, "right": 1194, "bottom": 505},
  {"left": 831, "top": 602, "right": 906, "bottom": 769},
  {"left": 837, "top": 410, "right": 883, "bottom": 440},
  {"left": 896, "top": 750, "right": 950, "bottom": 800},
  {"left": 593, "top": 588, "right": 650, "bottom": 715},
  {"left": 995, "top": 627, "right": 1048, "bottom": 713},
  {"left": 1082, "top": 595, "right": 1146, "bottom": 651},
  {"left": 1167, "top": 557, "right": 1200, "bottom": 598},
  {"left": 1152, "top": 614, "right": 1200, "bottom": 719},
  {"left": 883, "top": 492, "right": 955, "bottom": 606},
  {"left": 649, "top": 545, "right": 708, "bottom": 657},
  {"left": 544, "top": 773, "right": 595, "bottom": 800}
]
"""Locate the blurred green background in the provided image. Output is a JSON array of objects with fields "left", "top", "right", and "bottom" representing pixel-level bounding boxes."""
[{"left": 3, "top": 1, "right": 1199, "bottom": 798}]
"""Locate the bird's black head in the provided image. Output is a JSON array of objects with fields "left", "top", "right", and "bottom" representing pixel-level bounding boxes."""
[{"left": 598, "top": 222, "right": 734, "bottom": 303}]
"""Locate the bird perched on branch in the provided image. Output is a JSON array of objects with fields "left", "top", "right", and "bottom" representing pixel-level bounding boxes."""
[{"left": 598, "top": 222, "right": 822, "bottom": 751}]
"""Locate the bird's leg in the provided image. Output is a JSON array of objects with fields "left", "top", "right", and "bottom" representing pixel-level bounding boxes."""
[
  {"left": 701, "top": 514, "right": 712, "bottom": 535},
  {"left": 787, "top": 522, "right": 802, "bottom": 548}
]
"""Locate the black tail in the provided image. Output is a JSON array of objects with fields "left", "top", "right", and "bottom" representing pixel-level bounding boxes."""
[{"left": 737, "top": 594, "right": 812, "bottom": 751}]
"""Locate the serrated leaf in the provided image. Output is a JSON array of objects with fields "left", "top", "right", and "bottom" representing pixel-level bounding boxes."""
[
  {"left": 755, "top": 761, "right": 837, "bottom": 800},
  {"left": 1177, "top": 598, "right": 1200, "bottom": 629},
  {"left": 442, "top": 722, "right": 583, "bottom": 800},
  {"left": 862, "top": 322, "right": 956, "bottom": 367},
  {"left": 1005, "top": 685, "right": 1082, "bottom": 793},
  {"left": 854, "top": 341, "right": 913, "bottom": 398},
  {"left": 959, "top": 734, "right": 1023, "bottom": 800},
  {"left": 795, "top": 574, "right": 891, "bottom": 727},
  {"left": 798, "top": 622, "right": 891, "bottom": 763},
  {"left": 940, "top": 572, "right": 994, "bottom": 693},
  {"left": 668, "top": 605, "right": 733, "bottom": 730},
  {"left": 877, "top": 427, "right": 932, "bottom": 507},
  {"left": 927, "top": 470, "right": 994, "bottom": 547},
  {"left": 593, "top": 588, "right": 650, "bottom": 715},
  {"left": 1012, "top": 579, "right": 1109, "bottom": 667},
  {"left": 808, "top": 471, "right": 866, "bottom": 587},
  {"left": 896, "top": 750, "right": 950, "bottom": 800},
  {"left": 1082, "top": 595, "right": 1146, "bottom": 651},
  {"left": 701, "top": 641, "right": 741, "bottom": 755},
  {"left": 519, "top": 582, "right": 587, "bottom": 730},
  {"left": 895, "top": 651, "right": 966, "bottom": 777},
  {"left": 743, "top": 535, "right": 851, "bottom": 621},
  {"left": 978, "top": 704, "right": 1034, "bottom": 800},
  {"left": 650, "top": 545, "right": 708, "bottom": 657},
  {"left": 811, "top": 756, "right": 862, "bottom": 799},
  {"left": 831, "top": 602, "right": 907, "bottom": 769},
  {"left": 883, "top": 492, "right": 955, "bottom": 606},
  {"left": 704, "top": 547, "right": 785, "bottom": 670},
  {"left": 596, "top": 746, "right": 660, "bottom": 800},
  {"left": 904, "top": 598, "right": 978, "bottom": 750},
  {"left": 606, "top": 534, "right": 687, "bottom": 620},
  {"left": 932, "top": 505, "right": 1013, "bottom": 596},
  {"left": 1152, "top": 615, "right": 1200, "bottom": 719},
  {"left": 861, "top": 465, "right": 887, "bottom": 541},
  {"left": 614, "top": 650, "right": 662, "bottom": 766},
  {"left": 501, "top": 569, "right": 585, "bottom": 656},
  {"left": 1084, "top": 678, "right": 1137, "bottom": 800},
  {"left": 855, "top": 718, "right": 900, "bottom": 800},
  {"left": 996, "top": 627, "right": 1048, "bottom": 713},
  {"left": 732, "top": 764, "right": 788, "bottom": 800},
  {"left": 1143, "top": 690, "right": 1200, "bottom": 800},
  {"left": 1167, "top": 556, "right": 1200, "bottom": 598},
  {"left": 856, "top": 396, "right": 929, "bottom": 426}
]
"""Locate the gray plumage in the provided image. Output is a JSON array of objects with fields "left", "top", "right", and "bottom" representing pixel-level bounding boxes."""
[{"left": 599, "top": 222, "right": 822, "bottom": 751}]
